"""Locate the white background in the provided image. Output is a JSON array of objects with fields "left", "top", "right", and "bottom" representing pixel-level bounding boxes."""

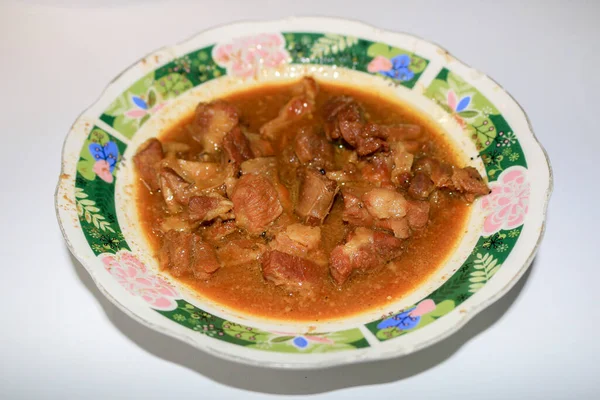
[{"left": 1, "top": 0, "right": 598, "bottom": 399}]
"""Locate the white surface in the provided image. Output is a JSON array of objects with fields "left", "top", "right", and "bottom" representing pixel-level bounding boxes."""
[{"left": 0, "top": 0, "right": 597, "bottom": 399}]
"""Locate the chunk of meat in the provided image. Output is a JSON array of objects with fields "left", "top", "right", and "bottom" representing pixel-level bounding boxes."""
[
  {"left": 260, "top": 78, "right": 319, "bottom": 140},
  {"left": 160, "top": 159, "right": 230, "bottom": 191},
  {"left": 269, "top": 223, "right": 321, "bottom": 259},
  {"left": 413, "top": 157, "right": 489, "bottom": 201},
  {"left": 294, "top": 127, "right": 334, "bottom": 169},
  {"left": 201, "top": 220, "right": 237, "bottom": 245},
  {"left": 217, "top": 239, "right": 267, "bottom": 267},
  {"left": 341, "top": 188, "right": 374, "bottom": 227},
  {"left": 451, "top": 167, "right": 491, "bottom": 202},
  {"left": 188, "top": 194, "right": 234, "bottom": 222},
  {"left": 246, "top": 132, "right": 275, "bottom": 157},
  {"left": 159, "top": 231, "right": 221, "bottom": 279},
  {"left": 375, "top": 218, "right": 410, "bottom": 239},
  {"left": 342, "top": 188, "right": 411, "bottom": 238},
  {"left": 159, "top": 168, "right": 191, "bottom": 213},
  {"left": 295, "top": 167, "right": 339, "bottom": 225},
  {"left": 133, "top": 138, "right": 164, "bottom": 191},
  {"left": 362, "top": 188, "right": 408, "bottom": 219},
  {"left": 384, "top": 124, "right": 422, "bottom": 142},
  {"left": 261, "top": 250, "right": 322, "bottom": 290},
  {"left": 240, "top": 157, "right": 293, "bottom": 213},
  {"left": 326, "top": 163, "right": 359, "bottom": 183},
  {"left": 355, "top": 122, "right": 389, "bottom": 156},
  {"left": 291, "top": 76, "right": 319, "bottom": 99},
  {"left": 408, "top": 171, "right": 435, "bottom": 200},
  {"left": 322, "top": 96, "right": 355, "bottom": 140},
  {"left": 192, "top": 100, "right": 239, "bottom": 152},
  {"left": 329, "top": 228, "right": 403, "bottom": 285},
  {"left": 240, "top": 157, "right": 277, "bottom": 176},
  {"left": 321, "top": 97, "right": 390, "bottom": 155},
  {"left": 222, "top": 126, "right": 253, "bottom": 166},
  {"left": 406, "top": 200, "right": 430, "bottom": 229},
  {"left": 359, "top": 153, "right": 394, "bottom": 187},
  {"left": 389, "top": 142, "right": 414, "bottom": 186},
  {"left": 413, "top": 157, "right": 454, "bottom": 188},
  {"left": 230, "top": 173, "right": 283, "bottom": 234}
]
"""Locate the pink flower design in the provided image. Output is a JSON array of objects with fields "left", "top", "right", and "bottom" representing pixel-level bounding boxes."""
[
  {"left": 101, "top": 250, "right": 179, "bottom": 311},
  {"left": 367, "top": 56, "right": 392, "bottom": 73},
  {"left": 213, "top": 33, "right": 290, "bottom": 78},
  {"left": 480, "top": 166, "right": 530, "bottom": 236},
  {"left": 93, "top": 160, "right": 114, "bottom": 183}
]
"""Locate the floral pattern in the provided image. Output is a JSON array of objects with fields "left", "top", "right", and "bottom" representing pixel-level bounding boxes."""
[
  {"left": 368, "top": 54, "right": 415, "bottom": 81},
  {"left": 213, "top": 33, "right": 289, "bottom": 78},
  {"left": 480, "top": 166, "right": 530, "bottom": 235},
  {"left": 101, "top": 250, "right": 179, "bottom": 311},
  {"left": 377, "top": 299, "right": 436, "bottom": 331}
]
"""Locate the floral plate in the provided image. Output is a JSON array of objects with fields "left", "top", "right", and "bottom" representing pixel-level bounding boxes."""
[{"left": 55, "top": 17, "right": 552, "bottom": 369}]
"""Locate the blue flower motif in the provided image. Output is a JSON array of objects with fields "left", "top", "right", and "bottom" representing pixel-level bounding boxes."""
[
  {"left": 132, "top": 95, "right": 148, "bottom": 110},
  {"left": 377, "top": 307, "right": 421, "bottom": 331},
  {"left": 88, "top": 141, "right": 119, "bottom": 172},
  {"left": 456, "top": 95, "right": 471, "bottom": 112},
  {"left": 292, "top": 336, "right": 309, "bottom": 349},
  {"left": 380, "top": 54, "right": 415, "bottom": 82}
]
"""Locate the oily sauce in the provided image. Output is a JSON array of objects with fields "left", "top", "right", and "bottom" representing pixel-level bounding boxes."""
[{"left": 135, "top": 82, "right": 470, "bottom": 322}]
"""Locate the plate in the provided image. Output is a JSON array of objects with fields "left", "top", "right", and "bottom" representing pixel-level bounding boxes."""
[{"left": 55, "top": 17, "right": 552, "bottom": 369}]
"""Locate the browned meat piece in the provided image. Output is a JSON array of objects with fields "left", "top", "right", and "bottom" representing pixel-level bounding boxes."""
[
  {"left": 162, "top": 141, "right": 190, "bottom": 157},
  {"left": 188, "top": 194, "right": 234, "bottom": 222},
  {"left": 342, "top": 188, "right": 410, "bottom": 238},
  {"left": 406, "top": 200, "right": 430, "bottom": 229},
  {"left": 329, "top": 227, "right": 403, "bottom": 285},
  {"left": 160, "top": 159, "right": 231, "bottom": 192},
  {"left": 192, "top": 100, "right": 239, "bottom": 152},
  {"left": 261, "top": 250, "right": 322, "bottom": 290},
  {"left": 217, "top": 239, "right": 267, "bottom": 267},
  {"left": 260, "top": 78, "right": 319, "bottom": 140},
  {"left": 240, "top": 157, "right": 278, "bottom": 176},
  {"left": 269, "top": 223, "right": 322, "bottom": 259},
  {"left": 133, "top": 138, "right": 164, "bottom": 191},
  {"left": 291, "top": 76, "right": 319, "bottom": 99},
  {"left": 408, "top": 172, "right": 435, "bottom": 200},
  {"left": 389, "top": 142, "right": 414, "bottom": 186},
  {"left": 230, "top": 173, "right": 283, "bottom": 234},
  {"left": 295, "top": 167, "right": 339, "bottom": 225},
  {"left": 321, "top": 97, "right": 391, "bottom": 156},
  {"left": 384, "top": 124, "right": 422, "bottom": 141},
  {"left": 413, "top": 157, "right": 489, "bottom": 201},
  {"left": 413, "top": 157, "right": 454, "bottom": 188},
  {"left": 240, "top": 157, "right": 293, "bottom": 213},
  {"left": 362, "top": 188, "right": 408, "bottom": 220},
  {"left": 159, "top": 230, "right": 221, "bottom": 280},
  {"left": 294, "top": 127, "right": 334, "bottom": 169},
  {"left": 246, "top": 132, "right": 275, "bottom": 157},
  {"left": 222, "top": 126, "right": 254, "bottom": 166},
  {"left": 356, "top": 123, "right": 389, "bottom": 156},
  {"left": 322, "top": 96, "right": 355, "bottom": 140},
  {"left": 159, "top": 168, "right": 191, "bottom": 213},
  {"left": 452, "top": 167, "right": 490, "bottom": 202},
  {"left": 341, "top": 188, "right": 374, "bottom": 227},
  {"left": 202, "top": 220, "right": 237, "bottom": 245},
  {"left": 359, "top": 153, "right": 394, "bottom": 188},
  {"left": 326, "top": 163, "right": 359, "bottom": 183},
  {"left": 375, "top": 218, "right": 410, "bottom": 239}
]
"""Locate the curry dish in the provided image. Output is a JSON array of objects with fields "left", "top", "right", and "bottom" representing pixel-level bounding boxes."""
[{"left": 133, "top": 77, "right": 490, "bottom": 321}]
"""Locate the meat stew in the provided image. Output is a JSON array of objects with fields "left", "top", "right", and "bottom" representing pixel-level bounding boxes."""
[{"left": 133, "top": 77, "right": 489, "bottom": 321}]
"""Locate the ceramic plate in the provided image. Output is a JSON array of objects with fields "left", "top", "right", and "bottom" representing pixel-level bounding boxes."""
[{"left": 56, "top": 17, "right": 552, "bottom": 369}]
